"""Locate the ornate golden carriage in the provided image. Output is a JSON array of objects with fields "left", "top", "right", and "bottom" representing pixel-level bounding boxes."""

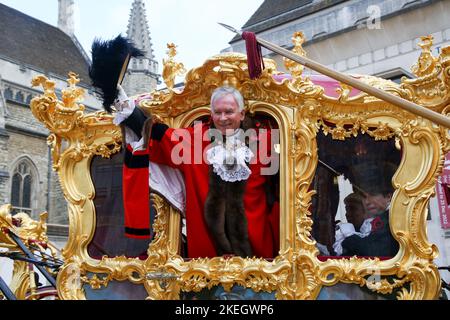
[{"left": 9, "top": 33, "right": 450, "bottom": 300}]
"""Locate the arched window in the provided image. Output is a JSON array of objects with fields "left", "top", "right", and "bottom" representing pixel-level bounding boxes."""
[
  {"left": 15, "top": 91, "right": 24, "bottom": 103},
  {"left": 4, "top": 88, "right": 13, "bottom": 100},
  {"left": 16, "top": 91, "right": 25, "bottom": 103},
  {"left": 11, "top": 160, "right": 35, "bottom": 215}
]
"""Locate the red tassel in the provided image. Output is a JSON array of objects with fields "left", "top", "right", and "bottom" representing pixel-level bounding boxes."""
[{"left": 242, "top": 31, "right": 265, "bottom": 79}]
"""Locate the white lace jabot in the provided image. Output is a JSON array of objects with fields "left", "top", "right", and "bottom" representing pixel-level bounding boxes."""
[{"left": 206, "top": 131, "right": 254, "bottom": 182}]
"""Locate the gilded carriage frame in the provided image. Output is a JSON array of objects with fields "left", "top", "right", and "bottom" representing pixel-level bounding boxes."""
[{"left": 29, "top": 34, "right": 450, "bottom": 300}]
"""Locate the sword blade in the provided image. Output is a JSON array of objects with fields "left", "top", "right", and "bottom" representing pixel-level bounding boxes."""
[{"left": 217, "top": 22, "right": 242, "bottom": 36}]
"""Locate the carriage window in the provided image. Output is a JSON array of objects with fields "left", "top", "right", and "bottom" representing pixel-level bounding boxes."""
[
  {"left": 88, "top": 112, "right": 280, "bottom": 261},
  {"left": 312, "top": 132, "right": 401, "bottom": 258},
  {"left": 177, "top": 113, "right": 280, "bottom": 260},
  {"left": 88, "top": 152, "right": 152, "bottom": 259}
]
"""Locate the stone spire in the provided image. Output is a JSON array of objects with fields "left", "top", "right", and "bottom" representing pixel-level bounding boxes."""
[
  {"left": 127, "top": 0, "right": 155, "bottom": 60},
  {"left": 122, "top": 0, "right": 160, "bottom": 95},
  {"left": 57, "top": 0, "right": 75, "bottom": 36}
]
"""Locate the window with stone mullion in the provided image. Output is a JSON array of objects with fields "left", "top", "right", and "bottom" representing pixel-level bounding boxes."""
[{"left": 11, "top": 162, "right": 33, "bottom": 215}]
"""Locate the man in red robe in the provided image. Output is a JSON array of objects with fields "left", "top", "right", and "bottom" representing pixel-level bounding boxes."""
[{"left": 115, "top": 86, "right": 279, "bottom": 259}]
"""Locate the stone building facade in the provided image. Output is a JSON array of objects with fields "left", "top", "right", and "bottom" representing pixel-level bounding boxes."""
[
  {"left": 228, "top": 0, "right": 449, "bottom": 80},
  {"left": 0, "top": 2, "right": 102, "bottom": 242}
]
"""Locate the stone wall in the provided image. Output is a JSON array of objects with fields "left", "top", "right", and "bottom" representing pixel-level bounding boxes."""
[
  {"left": 0, "top": 132, "right": 10, "bottom": 205},
  {"left": 6, "top": 101, "right": 49, "bottom": 134},
  {"left": 0, "top": 101, "right": 69, "bottom": 224},
  {"left": 49, "top": 169, "right": 68, "bottom": 225},
  {"left": 122, "top": 72, "right": 159, "bottom": 97},
  {"left": 4, "top": 128, "right": 49, "bottom": 219}
]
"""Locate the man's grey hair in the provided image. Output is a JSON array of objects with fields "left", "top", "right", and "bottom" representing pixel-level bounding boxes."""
[{"left": 210, "top": 86, "right": 245, "bottom": 112}]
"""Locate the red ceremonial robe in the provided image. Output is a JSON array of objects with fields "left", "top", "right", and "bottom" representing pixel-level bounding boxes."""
[{"left": 122, "top": 108, "right": 277, "bottom": 259}]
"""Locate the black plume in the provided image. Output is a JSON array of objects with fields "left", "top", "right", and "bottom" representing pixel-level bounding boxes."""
[{"left": 89, "top": 35, "right": 145, "bottom": 112}]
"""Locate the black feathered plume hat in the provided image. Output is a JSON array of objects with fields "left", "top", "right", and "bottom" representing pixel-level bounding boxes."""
[{"left": 89, "top": 35, "right": 145, "bottom": 112}]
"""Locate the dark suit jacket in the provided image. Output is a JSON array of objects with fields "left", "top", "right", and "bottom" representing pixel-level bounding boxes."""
[{"left": 342, "top": 210, "right": 399, "bottom": 257}]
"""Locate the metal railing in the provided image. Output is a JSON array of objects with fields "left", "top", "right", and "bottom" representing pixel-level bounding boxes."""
[{"left": 0, "top": 229, "right": 63, "bottom": 300}]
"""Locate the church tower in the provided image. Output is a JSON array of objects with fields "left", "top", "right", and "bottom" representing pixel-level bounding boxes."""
[
  {"left": 122, "top": 0, "right": 160, "bottom": 95},
  {"left": 57, "top": 0, "right": 75, "bottom": 36}
]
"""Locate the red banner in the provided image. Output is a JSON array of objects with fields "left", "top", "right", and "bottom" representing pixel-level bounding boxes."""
[{"left": 436, "top": 153, "right": 450, "bottom": 229}]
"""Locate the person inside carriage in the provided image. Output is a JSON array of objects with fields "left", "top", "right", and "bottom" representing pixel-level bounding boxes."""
[
  {"left": 332, "top": 192, "right": 372, "bottom": 256},
  {"left": 311, "top": 128, "right": 401, "bottom": 258},
  {"left": 114, "top": 85, "right": 280, "bottom": 259},
  {"left": 335, "top": 162, "right": 399, "bottom": 258}
]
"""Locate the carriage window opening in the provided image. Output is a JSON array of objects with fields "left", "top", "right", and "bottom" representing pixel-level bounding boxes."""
[{"left": 312, "top": 132, "right": 401, "bottom": 258}]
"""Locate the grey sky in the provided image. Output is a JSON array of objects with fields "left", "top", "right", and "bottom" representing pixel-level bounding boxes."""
[{"left": 0, "top": 0, "right": 264, "bottom": 73}]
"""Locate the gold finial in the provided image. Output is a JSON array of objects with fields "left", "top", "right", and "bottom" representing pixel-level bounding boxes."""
[
  {"left": 418, "top": 35, "right": 434, "bottom": 51},
  {"left": 411, "top": 35, "right": 438, "bottom": 77},
  {"left": 166, "top": 43, "right": 177, "bottom": 58},
  {"left": 284, "top": 31, "right": 307, "bottom": 78},
  {"left": 62, "top": 73, "right": 85, "bottom": 109},
  {"left": 292, "top": 31, "right": 306, "bottom": 51},
  {"left": 67, "top": 72, "right": 80, "bottom": 87},
  {"left": 162, "top": 43, "right": 186, "bottom": 90}
]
